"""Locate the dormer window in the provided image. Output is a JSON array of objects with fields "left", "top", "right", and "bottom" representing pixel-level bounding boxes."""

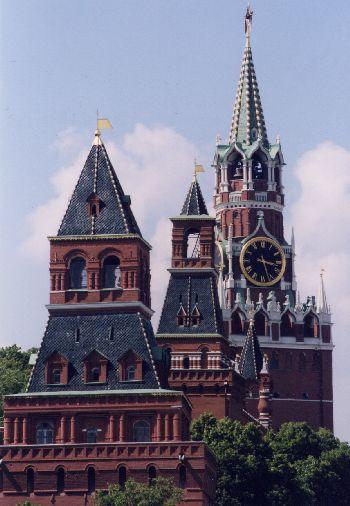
[
  {"left": 45, "top": 352, "right": 69, "bottom": 385},
  {"left": 69, "top": 257, "right": 87, "bottom": 289},
  {"left": 119, "top": 350, "right": 143, "bottom": 382},
  {"left": 87, "top": 192, "right": 104, "bottom": 218},
  {"left": 102, "top": 256, "right": 121, "bottom": 288},
  {"left": 191, "top": 305, "right": 201, "bottom": 326},
  {"left": 177, "top": 304, "right": 187, "bottom": 327},
  {"left": 83, "top": 351, "right": 108, "bottom": 384}
]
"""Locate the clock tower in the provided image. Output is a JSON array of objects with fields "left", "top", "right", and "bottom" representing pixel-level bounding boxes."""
[{"left": 213, "top": 8, "right": 333, "bottom": 430}]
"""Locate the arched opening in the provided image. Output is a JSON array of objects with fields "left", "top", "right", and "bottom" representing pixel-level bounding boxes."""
[
  {"left": 228, "top": 151, "right": 243, "bottom": 181},
  {"left": 90, "top": 367, "right": 100, "bottom": 383},
  {"left": 133, "top": 420, "right": 151, "bottom": 442},
  {"left": 52, "top": 369, "right": 61, "bottom": 384},
  {"left": 285, "top": 352, "right": 293, "bottom": 371},
  {"left": 27, "top": 468, "right": 34, "bottom": 494},
  {"left": 148, "top": 466, "right": 157, "bottom": 486},
  {"left": 118, "top": 466, "right": 127, "bottom": 489},
  {"left": 304, "top": 313, "right": 318, "bottom": 338},
  {"left": 280, "top": 312, "right": 294, "bottom": 337},
  {"left": 200, "top": 348, "right": 209, "bottom": 369},
  {"left": 69, "top": 257, "right": 87, "bottom": 289},
  {"left": 232, "top": 311, "right": 245, "bottom": 334},
  {"left": 255, "top": 311, "right": 267, "bottom": 336},
  {"left": 270, "top": 351, "right": 279, "bottom": 370},
  {"left": 185, "top": 228, "right": 200, "bottom": 259},
  {"left": 183, "top": 356, "right": 190, "bottom": 370},
  {"left": 179, "top": 465, "right": 187, "bottom": 489},
  {"left": 36, "top": 422, "right": 54, "bottom": 444},
  {"left": 56, "top": 468, "right": 65, "bottom": 494},
  {"left": 298, "top": 352, "right": 307, "bottom": 372},
  {"left": 102, "top": 255, "right": 121, "bottom": 288},
  {"left": 87, "top": 467, "right": 95, "bottom": 494},
  {"left": 275, "top": 166, "right": 280, "bottom": 187},
  {"left": 127, "top": 365, "right": 136, "bottom": 381},
  {"left": 252, "top": 152, "right": 268, "bottom": 180},
  {"left": 87, "top": 427, "right": 98, "bottom": 444}
]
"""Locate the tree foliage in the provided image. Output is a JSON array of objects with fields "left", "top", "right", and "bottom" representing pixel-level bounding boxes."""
[
  {"left": 0, "top": 345, "right": 36, "bottom": 421},
  {"left": 191, "top": 413, "right": 350, "bottom": 506},
  {"left": 95, "top": 476, "right": 183, "bottom": 506}
]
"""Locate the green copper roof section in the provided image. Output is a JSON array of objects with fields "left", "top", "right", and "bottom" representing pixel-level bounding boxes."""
[{"left": 229, "top": 40, "right": 268, "bottom": 147}]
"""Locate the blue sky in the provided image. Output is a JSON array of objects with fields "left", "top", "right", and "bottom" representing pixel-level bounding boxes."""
[{"left": 1, "top": 1, "right": 350, "bottom": 439}]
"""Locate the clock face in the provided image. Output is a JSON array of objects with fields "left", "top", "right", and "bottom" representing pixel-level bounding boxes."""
[{"left": 239, "top": 236, "right": 286, "bottom": 287}]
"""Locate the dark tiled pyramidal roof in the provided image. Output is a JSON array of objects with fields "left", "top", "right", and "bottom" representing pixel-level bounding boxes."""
[
  {"left": 58, "top": 132, "right": 141, "bottom": 236},
  {"left": 180, "top": 176, "right": 208, "bottom": 216},
  {"left": 157, "top": 272, "right": 223, "bottom": 335},
  {"left": 28, "top": 313, "right": 161, "bottom": 392},
  {"left": 238, "top": 320, "right": 263, "bottom": 381}
]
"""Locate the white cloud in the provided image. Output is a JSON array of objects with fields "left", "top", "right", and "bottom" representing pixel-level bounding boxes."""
[{"left": 287, "top": 141, "right": 350, "bottom": 440}]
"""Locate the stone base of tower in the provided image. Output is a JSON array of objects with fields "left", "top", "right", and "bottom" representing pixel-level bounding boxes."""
[{"left": 0, "top": 441, "right": 216, "bottom": 505}]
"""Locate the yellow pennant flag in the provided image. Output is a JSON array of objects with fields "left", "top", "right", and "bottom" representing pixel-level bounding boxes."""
[
  {"left": 97, "top": 118, "right": 113, "bottom": 130},
  {"left": 194, "top": 163, "right": 205, "bottom": 174}
]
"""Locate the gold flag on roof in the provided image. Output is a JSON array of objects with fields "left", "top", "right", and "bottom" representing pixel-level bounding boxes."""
[
  {"left": 97, "top": 118, "right": 113, "bottom": 130},
  {"left": 194, "top": 163, "right": 205, "bottom": 174}
]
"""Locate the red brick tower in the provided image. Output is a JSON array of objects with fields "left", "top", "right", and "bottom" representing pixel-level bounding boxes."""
[
  {"left": 157, "top": 174, "right": 245, "bottom": 420},
  {"left": 0, "top": 131, "right": 216, "bottom": 505},
  {"left": 213, "top": 8, "right": 333, "bottom": 430}
]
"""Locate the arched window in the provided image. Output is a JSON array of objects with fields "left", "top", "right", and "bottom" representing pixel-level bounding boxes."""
[
  {"left": 280, "top": 312, "right": 294, "bottom": 337},
  {"left": 186, "top": 229, "right": 200, "bottom": 258},
  {"left": 118, "top": 466, "right": 127, "bottom": 489},
  {"left": 87, "top": 467, "right": 95, "bottom": 494},
  {"left": 52, "top": 369, "right": 61, "bottom": 384},
  {"left": 255, "top": 311, "right": 267, "bottom": 336},
  {"left": 36, "top": 422, "right": 54, "bottom": 444},
  {"left": 133, "top": 420, "right": 150, "bottom": 442},
  {"left": 27, "top": 468, "right": 34, "bottom": 494},
  {"left": 232, "top": 311, "right": 244, "bottom": 334},
  {"left": 304, "top": 313, "right": 318, "bottom": 338},
  {"left": 57, "top": 468, "right": 65, "bottom": 494},
  {"left": 69, "top": 257, "right": 87, "bottom": 289},
  {"left": 285, "top": 352, "right": 293, "bottom": 370},
  {"left": 200, "top": 348, "right": 209, "bottom": 369},
  {"left": 183, "top": 356, "right": 190, "bottom": 370},
  {"left": 87, "top": 427, "right": 98, "bottom": 444},
  {"left": 252, "top": 152, "right": 268, "bottom": 180},
  {"left": 102, "top": 256, "right": 121, "bottom": 288},
  {"left": 270, "top": 352, "right": 279, "bottom": 370},
  {"left": 298, "top": 352, "right": 307, "bottom": 372},
  {"left": 228, "top": 152, "right": 243, "bottom": 180},
  {"left": 127, "top": 365, "right": 136, "bottom": 381},
  {"left": 148, "top": 466, "right": 157, "bottom": 486},
  {"left": 179, "top": 465, "right": 186, "bottom": 489},
  {"left": 90, "top": 367, "right": 100, "bottom": 382}
]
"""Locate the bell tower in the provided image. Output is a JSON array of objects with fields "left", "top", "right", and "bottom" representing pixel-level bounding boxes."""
[{"left": 213, "top": 7, "right": 333, "bottom": 430}]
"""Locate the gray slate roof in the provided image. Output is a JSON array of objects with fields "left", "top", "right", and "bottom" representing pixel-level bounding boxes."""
[
  {"left": 28, "top": 312, "right": 162, "bottom": 392},
  {"left": 157, "top": 272, "right": 223, "bottom": 335},
  {"left": 180, "top": 176, "right": 208, "bottom": 216},
  {"left": 238, "top": 320, "right": 263, "bottom": 381},
  {"left": 58, "top": 134, "right": 141, "bottom": 236}
]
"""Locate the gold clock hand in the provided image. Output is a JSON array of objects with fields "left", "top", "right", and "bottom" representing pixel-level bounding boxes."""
[
  {"left": 259, "top": 256, "right": 269, "bottom": 278},
  {"left": 257, "top": 257, "right": 275, "bottom": 266}
]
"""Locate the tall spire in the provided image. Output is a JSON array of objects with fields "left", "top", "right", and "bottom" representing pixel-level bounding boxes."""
[
  {"left": 180, "top": 174, "right": 208, "bottom": 216},
  {"left": 238, "top": 318, "right": 263, "bottom": 381},
  {"left": 229, "top": 7, "right": 268, "bottom": 146},
  {"left": 317, "top": 269, "right": 329, "bottom": 314}
]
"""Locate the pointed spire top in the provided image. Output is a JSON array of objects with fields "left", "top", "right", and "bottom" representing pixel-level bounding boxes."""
[
  {"left": 229, "top": 8, "right": 268, "bottom": 146},
  {"left": 238, "top": 318, "right": 263, "bottom": 381},
  {"left": 317, "top": 268, "right": 329, "bottom": 314},
  {"left": 180, "top": 173, "right": 208, "bottom": 216}
]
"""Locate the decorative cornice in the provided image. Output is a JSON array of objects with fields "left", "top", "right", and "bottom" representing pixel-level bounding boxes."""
[
  {"left": 46, "top": 301, "right": 154, "bottom": 318},
  {"left": 170, "top": 215, "right": 215, "bottom": 222},
  {"left": 49, "top": 233, "right": 152, "bottom": 250}
]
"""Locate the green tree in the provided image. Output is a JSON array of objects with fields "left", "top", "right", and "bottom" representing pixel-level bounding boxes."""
[
  {"left": 95, "top": 476, "right": 183, "bottom": 506},
  {"left": 191, "top": 413, "right": 350, "bottom": 506},
  {"left": 0, "top": 345, "right": 36, "bottom": 421}
]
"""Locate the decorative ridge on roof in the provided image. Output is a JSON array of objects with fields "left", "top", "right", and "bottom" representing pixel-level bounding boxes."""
[
  {"left": 238, "top": 319, "right": 263, "bottom": 381},
  {"left": 180, "top": 175, "right": 208, "bottom": 216},
  {"left": 228, "top": 7, "right": 269, "bottom": 147},
  {"left": 57, "top": 131, "right": 141, "bottom": 237}
]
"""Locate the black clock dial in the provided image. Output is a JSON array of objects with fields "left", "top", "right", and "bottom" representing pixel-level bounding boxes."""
[{"left": 239, "top": 236, "right": 286, "bottom": 287}]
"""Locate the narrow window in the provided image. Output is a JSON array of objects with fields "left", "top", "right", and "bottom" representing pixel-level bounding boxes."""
[
  {"left": 87, "top": 467, "right": 95, "bottom": 494},
  {"left": 186, "top": 229, "right": 200, "bottom": 258},
  {"left": 90, "top": 367, "right": 100, "bottom": 382},
  {"left": 102, "top": 256, "right": 121, "bottom": 288},
  {"left": 232, "top": 311, "right": 244, "bottom": 334},
  {"left": 27, "top": 468, "right": 34, "bottom": 494},
  {"left": 127, "top": 365, "right": 136, "bottom": 381},
  {"left": 57, "top": 468, "right": 65, "bottom": 494},
  {"left": 148, "top": 466, "right": 157, "bottom": 486},
  {"left": 87, "top": 428, "right": 98, "bottom": 444},
  {"left": 200, "top": 348, "right": 209, "bottom": 369},
  {"left": 183, "top": 357, "right": 190, "bottom": 370},
  {"left": 36, "top": 422, "right": 54, "bottom": 444},
  {"left": 69, "top": 257, "right": 87, "bottom": 289},
  {"left": 109, "top": 326, "right": 114, "bottom": 341},
  {"left": 281, "top": 313, "right": 294, "bottom": 337},
  {"left": 179, "top": 465, "right": 186, "bottom": 489},
  {"left": 119, "top": 466, "right": 127, "bottom": 489},
  {"left": 75, "top": 328, "right": 80, "bottom": 343},
  {"left": 52, "top": 369, "right": 61, "bottom": 384},
  {"left": 133, "top": 420, "right": 150, "bottom": 442}
]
